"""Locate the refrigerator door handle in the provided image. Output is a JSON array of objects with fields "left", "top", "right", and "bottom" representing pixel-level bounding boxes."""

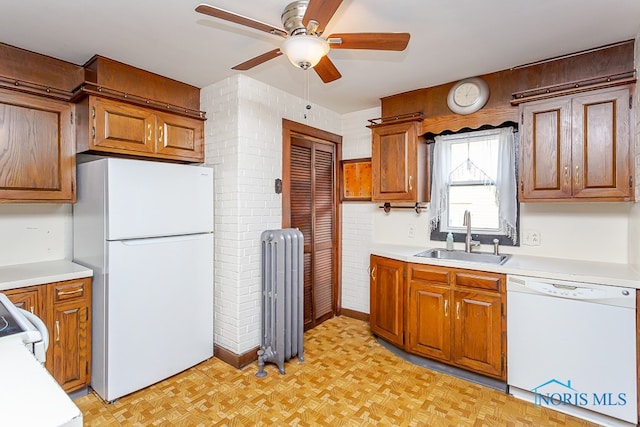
[{"left": 113, "top": 234, "right": 212, "bottom": 246}]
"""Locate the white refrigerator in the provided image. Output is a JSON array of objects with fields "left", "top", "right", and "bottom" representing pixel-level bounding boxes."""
[{"left": 73, "top": 158, "right": 214, "bottom": 403}]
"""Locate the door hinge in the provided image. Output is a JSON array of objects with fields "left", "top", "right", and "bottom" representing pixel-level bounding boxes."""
[
  {"left": 71, "top": 181, "right": 75, "bottom": 192},
  {"left": 520, "top": 112, "right": 524, "bottom": 124},
  {"left": 70, "top": 112, "right": 74, "bottom": 125},
  {"left": 630, "top": 175, "right": 633, "bottom": 190},
  {"left": 630, "top": 95, "right": 633, "bottom": 109},
  {"left": 501, "top": 354, "right": 505, "bottom": 371},
  {"left": 501, "top": 302, "right": 504, "bottom": 317}
]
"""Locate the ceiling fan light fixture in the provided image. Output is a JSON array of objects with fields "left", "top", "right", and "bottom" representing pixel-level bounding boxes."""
[{"left": 280, "top": 35, "right": 329, "bottom": 70}]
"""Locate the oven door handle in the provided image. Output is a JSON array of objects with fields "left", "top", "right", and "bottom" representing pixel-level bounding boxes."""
[{"left": 18, "top": 308, "right": 49, "bottom": 352}]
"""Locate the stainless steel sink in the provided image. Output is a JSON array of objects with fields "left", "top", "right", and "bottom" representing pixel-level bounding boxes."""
[{"left": 414, "top": 249, "right": 510, "bottom": 265}]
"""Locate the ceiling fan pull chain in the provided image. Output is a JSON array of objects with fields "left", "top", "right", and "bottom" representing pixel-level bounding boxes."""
[{"left": 304, "top": 70, "right": 311, "bottom": 119}]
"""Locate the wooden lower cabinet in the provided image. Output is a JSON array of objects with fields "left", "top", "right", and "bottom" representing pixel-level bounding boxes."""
[
  {"left": 4, "top": 277, "right": 91, "bottom": 392},
  {"left": 451, "top": 290, "right": 504, "bottom": 378},
  {"left": 377, "top": 259, "right": 506, "bottom": 380},
  {"left": 406, "top": 281, "right": 450, "bottom": 362},
  {"left": 369, "top": 255, "right": 405, "bottom": 347}
]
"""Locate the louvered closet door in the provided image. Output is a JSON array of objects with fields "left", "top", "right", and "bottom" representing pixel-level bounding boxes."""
[{"left": 290, "top": 137, "right": 336, "bottom": 330}]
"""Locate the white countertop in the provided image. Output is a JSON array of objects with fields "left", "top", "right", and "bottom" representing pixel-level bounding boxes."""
[
  {"left": 372, "top": 243, "right": 640, "bottom": 289},
  {"left": 0, "top": 260, "right": 93, "bottom": 291},
  {"left": 0, "top": 340, "right": 83, "bottom": 427}
]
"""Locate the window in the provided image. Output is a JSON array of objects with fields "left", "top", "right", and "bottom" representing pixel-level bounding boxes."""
[{"left": 428, "top": 126, "right": 519, "bottom": 246}]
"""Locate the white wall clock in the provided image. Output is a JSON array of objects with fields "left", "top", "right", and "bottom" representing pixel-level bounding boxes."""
[{"left": 446, "top": 77, "right": 490, "bottom": 115}]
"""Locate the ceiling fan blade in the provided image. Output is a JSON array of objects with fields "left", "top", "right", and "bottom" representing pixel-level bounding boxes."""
[
  {"left": 314, "top": 56, "right": 342, "bottom": 83},
  {"left": 327, "top": 33, "right": 410, "bottom": 51},
  {"left": 302, "top": 0, "right": 343, "bottom": 34},
  {"left": 232, "top": 49, "right": 282, "bottom": 71},
  {"left": 195, "top": 4, "right": 287, "bottom": 37}
]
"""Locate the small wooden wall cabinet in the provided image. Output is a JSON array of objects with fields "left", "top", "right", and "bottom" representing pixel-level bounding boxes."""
[
  {"left": 4, "top": 277, "right": 92, "bottom": 392},
  {"left": 75, "top": 55, "right": 205, "bottom": 163},
  {"left": 76, "top": 96, "right": 204, "bottom": 162},
  {"left": 369, "top": 120, "right": 430, "bottom": 203},
  {"left": 370, "top": 255, "right": 506, "bottom": 381}
]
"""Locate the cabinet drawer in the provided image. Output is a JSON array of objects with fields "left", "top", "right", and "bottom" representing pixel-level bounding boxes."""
[
  {"left": 410, "top": 265, "right": 450, "bottom": 284},
  {"left": 454, "top": 272, "right": 503, "bottom": 292},
  {"left": 52, "top": 279, "right": 89, "bottom": 303}
]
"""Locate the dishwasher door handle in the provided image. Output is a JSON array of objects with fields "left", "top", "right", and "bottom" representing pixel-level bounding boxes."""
[{"left": 552, "top": 284, "right": 578, "bottom": 290}]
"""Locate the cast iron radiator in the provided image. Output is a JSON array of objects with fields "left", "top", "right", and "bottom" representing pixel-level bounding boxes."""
[{"left": 256, "top": 228, "right": 304, "bottom": 377}]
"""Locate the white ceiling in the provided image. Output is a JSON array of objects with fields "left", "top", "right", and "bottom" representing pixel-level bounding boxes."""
[{"left": 1, "top": 1, "right": 639, "bottom": 114}]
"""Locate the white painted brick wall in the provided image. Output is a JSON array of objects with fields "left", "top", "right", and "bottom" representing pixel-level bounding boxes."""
[
  {"left": 201, "top": 75, "right": 341, "bottom": 354},
  {"left": 340, "top": 108, "right": 379, "bottom": 313}
]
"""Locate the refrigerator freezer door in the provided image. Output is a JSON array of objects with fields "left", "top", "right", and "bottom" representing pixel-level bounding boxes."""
[
  {"left": 106, "top": 159, "right": 213, "bottom": 240},
  {"left": 100, "top": 233, "right": 214, "bottom": 402}
]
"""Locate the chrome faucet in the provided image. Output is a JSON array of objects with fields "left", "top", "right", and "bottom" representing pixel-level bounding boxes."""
[{"left": 463, "top": 210, "right": 480, "bottom": 253}]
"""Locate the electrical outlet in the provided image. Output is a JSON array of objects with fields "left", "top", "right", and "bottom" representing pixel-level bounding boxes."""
[
  {"left": 523, "top": 230, "right": 541, "bottom": 246},
  {"left": 408, "top": 225, "right": 416, "bottom": 238}
]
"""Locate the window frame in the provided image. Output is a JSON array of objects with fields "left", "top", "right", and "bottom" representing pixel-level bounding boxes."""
[{"left": 428, "top": 124, "right": 520, "bottom": 247}]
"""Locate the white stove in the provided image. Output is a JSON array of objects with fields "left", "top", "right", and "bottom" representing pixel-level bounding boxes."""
[{"left": 0, "top": 292, "right": 83, "bottom": 426}]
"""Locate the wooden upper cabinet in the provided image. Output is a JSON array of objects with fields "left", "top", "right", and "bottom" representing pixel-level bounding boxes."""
[
  {"left": 78, "top": 96, "right": 204, "bottom": 162},
  {"left": 0, "top": 89, "right": 75, "bottom": 203},
  {"left": 519, "top": 86, "right": 633, "bottom": 202},
  {"left": 155, "top": 110, "right": 204, "bottom": 161},
  {"left": 371, "top": 121, "right": 429, "bottom": 203},
  {"left": 571, "top": 88, "right": 631, "bottom": 199},
  {"left": 90, "top": 96, "right": 155, "bottom": 154}
]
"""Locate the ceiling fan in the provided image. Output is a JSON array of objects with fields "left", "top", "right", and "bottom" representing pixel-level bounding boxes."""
[{"left": 195, "top": 0, "right": 410, "bottom": 83}]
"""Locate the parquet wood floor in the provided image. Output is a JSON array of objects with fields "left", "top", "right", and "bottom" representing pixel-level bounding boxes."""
[{"left": 75, "top": 316, "right": 597, "bottom": 426}]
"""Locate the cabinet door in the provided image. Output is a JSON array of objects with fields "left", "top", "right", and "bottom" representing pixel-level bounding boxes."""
[
  {"left": 371, "top": 121, "right": 419, "bottom": 202},
  {"left": 520, "top": 97, "right": 572, "bottom": 200},
  {"left": 50, "top": 278, "right": 92, "bottom": 392},
  {"left": 156, "top": 112, "right": 204, "bottom": 162},
  {"left": 571, "top": 88, "right": 631, "bottom": 199},
  {"left": 0, "top": 89, "right": 75, "bottom": 202},
  {"left": 406, "top": 281, "right": 450, "bottom": 361},
  {"left": 52, "top": 301, "right": 90, "bottom": 391},
  {"left": 3, "top": 286, "right": 42, "bottom": 315},
  {"left": 91, "top": 96, "right": 156, "bottom": 155},
  {"left": 452, "top": 290, "right": 504, "bottom": 379},
  {"left": 369, "top": 255, "right": 404, "bottom": 346}
]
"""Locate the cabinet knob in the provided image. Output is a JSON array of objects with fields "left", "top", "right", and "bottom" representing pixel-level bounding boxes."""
[
  {"left": 444, "top": 299, "right": 449, "bottom": 317},
  {"left": 575, "top": 165, "right": 580, "bottom": 187},
  {"left": 55, "top": 320, "right": 60, "bottom": 342},
  {"left": 456, "top": 301, "right": 461, "bottom": 320},
  {"left": 564, "top": 166, "right": 569, "bottom": 187},
  {"left": 158, "top": 126, "right": 164, "bottom": 143},
  {"left": 147, "top": 124, "right": 152, "bottom": 142}
]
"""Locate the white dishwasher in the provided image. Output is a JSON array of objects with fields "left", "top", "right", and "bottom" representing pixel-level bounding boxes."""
[{"left": 507, "top": 275, "right": 637, "bottom": 427}]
